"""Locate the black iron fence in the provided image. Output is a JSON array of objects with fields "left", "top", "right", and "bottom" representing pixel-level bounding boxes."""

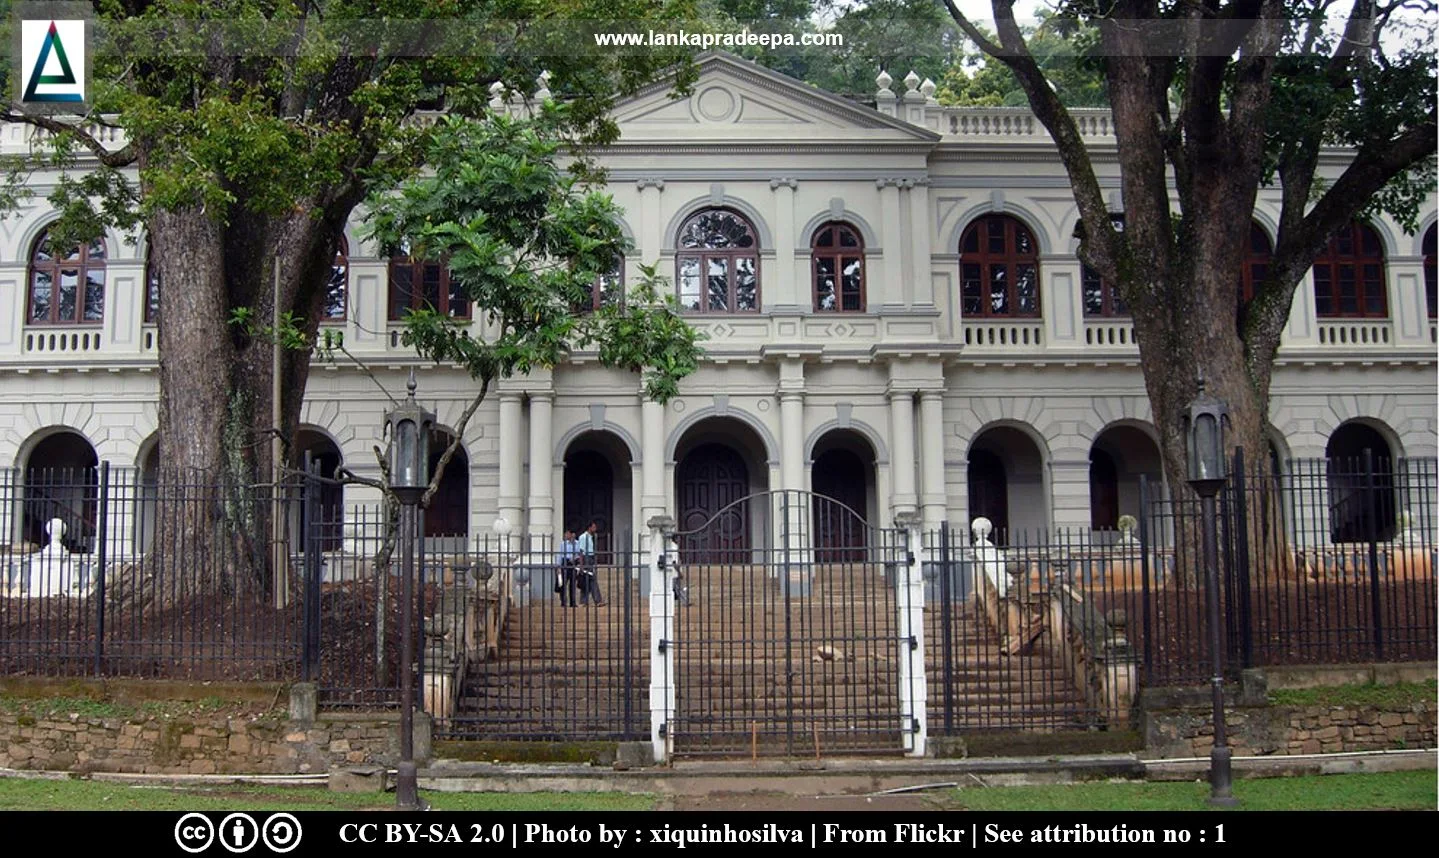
[{"left": 1, "top": 454, "right": 1433, "bottom": 747}]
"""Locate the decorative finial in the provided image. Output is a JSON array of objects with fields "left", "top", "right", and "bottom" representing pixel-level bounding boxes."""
[
  {"left": 488, "top": 81, "right": 506, "bottom": 110},
  {"left": 920, "top": 78, "right": 936, "bottom": 100},
  {"left": 903, "top": 70, "right": 921, "bottom": 92},
  {"left": 535, "top": 70, "right": 552, "bottom": 102},
  {"left": 406, "top": 368, "right": 418, "bottom": 399},
  {"left": 876, "top": 69, "right": 893, "bottom": 94}
]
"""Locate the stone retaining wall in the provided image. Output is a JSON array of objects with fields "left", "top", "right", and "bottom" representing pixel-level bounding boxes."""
[
  {"left": 1142, "top": 667, "right": 1436, "bottom": 758},
  {"left": 0, "top": 682, "right": 422, "bottom": 775}
]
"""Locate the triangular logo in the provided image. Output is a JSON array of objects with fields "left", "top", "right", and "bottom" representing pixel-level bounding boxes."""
[{"left": 24, "top": 21, "right": 83, "bottom": 103}]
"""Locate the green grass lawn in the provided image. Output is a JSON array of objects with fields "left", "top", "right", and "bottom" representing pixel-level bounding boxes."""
[
  {"left": 0, "top": 770, "right": 1431, "bottom": 811},
  {"left": 940, "top": 770, "right": 1436, "bottom": 811}
]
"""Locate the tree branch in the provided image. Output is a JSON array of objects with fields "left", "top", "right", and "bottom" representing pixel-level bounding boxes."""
[
  {"left": 421, "top": 375, "right": 492, "bottom": 511},
  {"left": 0, "top": 112, "right": 138, "bottom": 168}
]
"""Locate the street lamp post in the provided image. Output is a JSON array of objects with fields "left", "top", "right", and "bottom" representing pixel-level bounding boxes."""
[
  {"left": 387, "top": 370, "right": 434, "bottom": 812},
  {"left": 1183, "top": 373, "right": 1239, "bottom": 807}
]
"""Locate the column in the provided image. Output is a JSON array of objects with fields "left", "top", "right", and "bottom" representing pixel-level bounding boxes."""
[
  {"left": 907, "top": 180, "right": 934, "bottom": 307},
  {"left": 878, "top": 179, "right": 904, "bottom": 310},
  {"left": 526, "top": 391, "right": 554, "bottom": 543},
  {"left": 640, "top": 394, "right": 667, "bottom": 522},
  {"left": 770, "top": 178, "right": 800, "bottom": 311},
  {"left": 918, "top": 390, "right": 946, "bottom": 527},
  {"left": 636, "top": 179, "right": 665, "bottom": 266},
  {"left": 779, "top": 367, "right": 809, "bottom": 584},
  {"left": 889, "top": 387, "right": 917, "bottom": 518},
  {"left": 1050, "top": 458, "right": 1091, "bottom": 530},
  {"left": 497, "top": 393, "right": 524, "bottom": 532}
]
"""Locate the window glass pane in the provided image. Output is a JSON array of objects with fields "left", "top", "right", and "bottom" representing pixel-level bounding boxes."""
[
  {"left": 961, "top": 262, "right": 981, "bottom": 315},
  {"left": 1335, "top": 229, "right": 1353, "bottom": 256},
  {"left": 987, "top": 222, "right": 1005, "bottom": 255},
  {"left": 1362, "top": 265, "right": 1383, "bottom": 314},
  {"left": 989, "top": 264, "right": 1009, "bottom": 315},
  {"left": 1015, "top": 264, "right": 1038, "bottom": 314},
  {"left": 34, "top": 236, "right": 54, "bottom": 263},
  {"left": 1314, "top": 267, "right": 1333, "bottom": 315},
  {"left": 146, "top": 270, "right": 160, "bottom": 323},
  {"left": 838, "top": 228, "right": 859, "bottom": 248},
  {"left": 87, "top": 239, "right": 106, "bottom": 261},
  {"left": 59, "top": 270, "right": 79, "bottom": 322},
  {"left": 1338, "top": 265, "right": 1357, "bottom": 314},
  {"left": 1360, "top": 226, "right": 1380, "bottom": 256},
  {"left": 60, "top": 244, "right": 82, "bottom": 262},
  {"left": 1014, "top": 225, "right": 1034, "bottom": 255},
  {"left": 597, "top": 261, "right": 622, "bottom": 308},
  {"left": 680, "top": 210, "right": 754, "bottom": 250},
  {"left": 31, "top": 272, "right": 51, "bottom": 322},
  {"left": 84, "top": 272, "right": 104, "bottom": 322},
  {"left": 447, "top": 270, "right": 469, "bottom": 317},
  {"left": 734, "top": 257, "right": 757, "bottom": 311},
  {"left": 815, "top": 257, "right": 836, "bottom": 311},
  {"left": 1082, "top": 266, "right": 1103, "bottom": 315},
  {"left": 961, "top": 227, "right": 978, "bottom": 254},
  {"left": 423, "top": 264, "right": 442, "bottom": 310},
  {"left": 390, "top": 263, "right": 414, "bottom": 319},
  {"left": 678, "top": 257, "right": 701, "bottom": 310},
  {"left": 815, "top": 228, "right": 834, "bottom": 249},
  {"left": 841, "top": 256, "right": 862, "bottom": 311},
  {"left": 324, "top": 261, "right": 347, "bottom": 320},
  {"left": 707, "top": 257, "right": 729, "bottom": 311}
]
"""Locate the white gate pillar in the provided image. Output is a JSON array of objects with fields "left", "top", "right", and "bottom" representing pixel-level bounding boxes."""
[
  {"left": 895, "top": 511, "right": 927, "bottom": 757},
  {"left": 647, "top": 515, "right": 677, "bottom": 763}
]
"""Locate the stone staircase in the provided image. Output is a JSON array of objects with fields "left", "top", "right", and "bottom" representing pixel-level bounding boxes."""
[{"left": 926, "top": 597, "right": 1092, "bottom": 731}]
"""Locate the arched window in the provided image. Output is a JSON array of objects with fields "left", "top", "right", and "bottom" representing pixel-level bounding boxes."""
[
  {"left": 580, "top": 255, "right": 623, "bottom": 313},
  {"left": 323, "top": 238, "right": 349, "bottom": 322},
  {"left": 1236, "top": 222, "right": 1273, "bottom": 331},
  {"left": 28, "top": 230, "right": 106, "bottom": 325},
  {"left": 1423, "top": 224, "right": 1435, "bottom": 319},
  {"left": 1089, "top": 448, "right": 1119, "bottom": 530},
  {"left": 811, "top": 222, "right": 865, "bottom": 312},
  {"left": 388, "top": 239, "right": 468, "bottom": 320},
  {"left": 1312, "top": 221, "right": 1386, "bottom": 318},
  {"left": 1079, "top": 214, "right": 1127, "bottom": 317},
  {"left": 675, "top": 208, "right": 759, "bottom": 314},
  {"left": 960, "top": 214, "right": 1040, "bottom": 318},
  {"left": 144, "top": 240, "right": 160, "bottom": 324}
]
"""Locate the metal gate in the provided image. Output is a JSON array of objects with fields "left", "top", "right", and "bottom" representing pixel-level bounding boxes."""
[{"left": 666, "top": 491, "right": 912, "bottom": 757}]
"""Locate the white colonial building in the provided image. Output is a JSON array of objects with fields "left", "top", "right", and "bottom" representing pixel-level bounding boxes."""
[{"left": 1, "top": 52, "right": 1435, "bottom": 558}]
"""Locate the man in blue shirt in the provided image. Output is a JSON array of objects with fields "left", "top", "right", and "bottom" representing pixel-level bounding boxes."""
[
  {"left": 555, "top": 530, "right": 581, "bottom": 607},
  {"left": 576, "top": 520, "right": 605, "bottom": 606}
]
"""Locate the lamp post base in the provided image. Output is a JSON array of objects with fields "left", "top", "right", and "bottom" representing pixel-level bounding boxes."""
[
  {"left": 395, "top": 761, "right": 428, "bottom": 811},
  {"left": 1207, "top": 746, "right": 1239, "bottom": 807}
]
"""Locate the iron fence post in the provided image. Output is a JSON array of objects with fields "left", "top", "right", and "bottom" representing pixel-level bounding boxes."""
[
  {"left": 1232, "top": 448, "right": 1253, "bottom": 670},
  {"left": 303, "top": 453, "right": 322, "bottom": 682},
  {"left": 938, "top": 524, "right": 954, "bottom": 736},
  {"left": 93, "top": 461, "right": 109, "bottom": 677},
  {"left": 782, "top": 491, "right": 794, "bottom": 757},
  {"left": 1363, "top": 448, "right": 1384, "bottom": 661},
  {"left": 623, "top": 528, "right": 634, "bottom": 740},
  {"left": 1138, "top": 475, "right": 1153, "bottom": 685}
]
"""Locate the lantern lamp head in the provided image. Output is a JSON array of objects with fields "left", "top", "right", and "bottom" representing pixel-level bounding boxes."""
[
  {"left": 1184, "top": 372, "right": 1229, "bottom": 497},
  {"left": 386, "top": 369, "right": 435, "bottom": 502}
]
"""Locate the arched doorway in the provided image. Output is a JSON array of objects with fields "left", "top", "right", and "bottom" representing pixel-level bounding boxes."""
[
  {"left": 1325, "top": 421, "right": 1397, "bottom": 542},
  {"left": 136, "top": 436, "right": 160, "bottom": 554},
  {"left": 295, "top": 429, "right": 344, "bottom": 552},
  {"left": 563, "top": 430, "right": 633, "bottom": 560},
  {"left": 22, "top": 430, "right": 99, "bottom": 552},
  {"left": 674, "top": 417, "right": 770, "bottom": 563},
  {"left": 425, "top": 429, "right": 469, "bottom": 542},
  {"left": 1088, "top": 424, "right": 1164, "bottom": 534},
  {"left": 967, "top": 426, "right": 1047, "bottom": 545},
  {"left": 810, "top": 430, "right": 877, "bottom": 561}
]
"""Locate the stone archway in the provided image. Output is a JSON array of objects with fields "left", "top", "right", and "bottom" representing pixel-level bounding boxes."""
[
  {"left": 810, "top": 429, "right": 877, "bottom": 561},
  {"left": 562, "top": 429, "right": 633, "bottom": 561},
  {"left": 674, "top": 417, "right": 770, "bottom": 563}
]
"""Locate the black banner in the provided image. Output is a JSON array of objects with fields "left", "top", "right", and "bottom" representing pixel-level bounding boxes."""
[{"left": 2, "top": 810, "right": 1430, "bottom": 855}]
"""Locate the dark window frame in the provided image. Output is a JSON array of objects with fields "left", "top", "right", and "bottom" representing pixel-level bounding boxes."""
[
  {"left": 960, "top": 214, "right": 1041, "bottom": 318},
  {"left": 579, "top": 255, "right": 624, "bottom": 314},
  {"left": 1312, "top": 221, "right": 1387, "bottom": 319},
  {"left": 27, "top": 229, "right": 107, "bottom": 326},
  {"left": 322, "top": 237, "right": 349, "bottom": 323},
  {"left": 387, "top": 246, "right": 470, "bottom": 321},
  {"left": 1423, "top": 223, "right": 1435, "bottom": 319},
  {"left": 674, "top": 208, "right": 761, "bottom": 315},
  {"left": 811, "top": 221, "right": 866, "bottom": 313}
]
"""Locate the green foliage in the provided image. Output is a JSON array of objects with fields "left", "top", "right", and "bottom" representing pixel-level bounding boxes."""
[
  {"left": 937, "top": 12, "right": 1108, "bottom": 108},
  {"left": 1268, "top": 679, "right": 1437, "bottom": 709},
  {"left": 367, "top": 110, "right": 704, "bottom": 403}
]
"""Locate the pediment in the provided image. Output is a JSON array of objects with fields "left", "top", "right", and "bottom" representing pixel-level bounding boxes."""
[{"left": 611, "top": 52, "right": 939, "bottom": 145}]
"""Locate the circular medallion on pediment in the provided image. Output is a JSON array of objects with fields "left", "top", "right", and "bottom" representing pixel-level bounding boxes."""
[
  {"left": 694, "top": 85, "right": 738, "bottom": 122},
  {"left": 672, "top": 399, "right": 687, "bottom": 413}
]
